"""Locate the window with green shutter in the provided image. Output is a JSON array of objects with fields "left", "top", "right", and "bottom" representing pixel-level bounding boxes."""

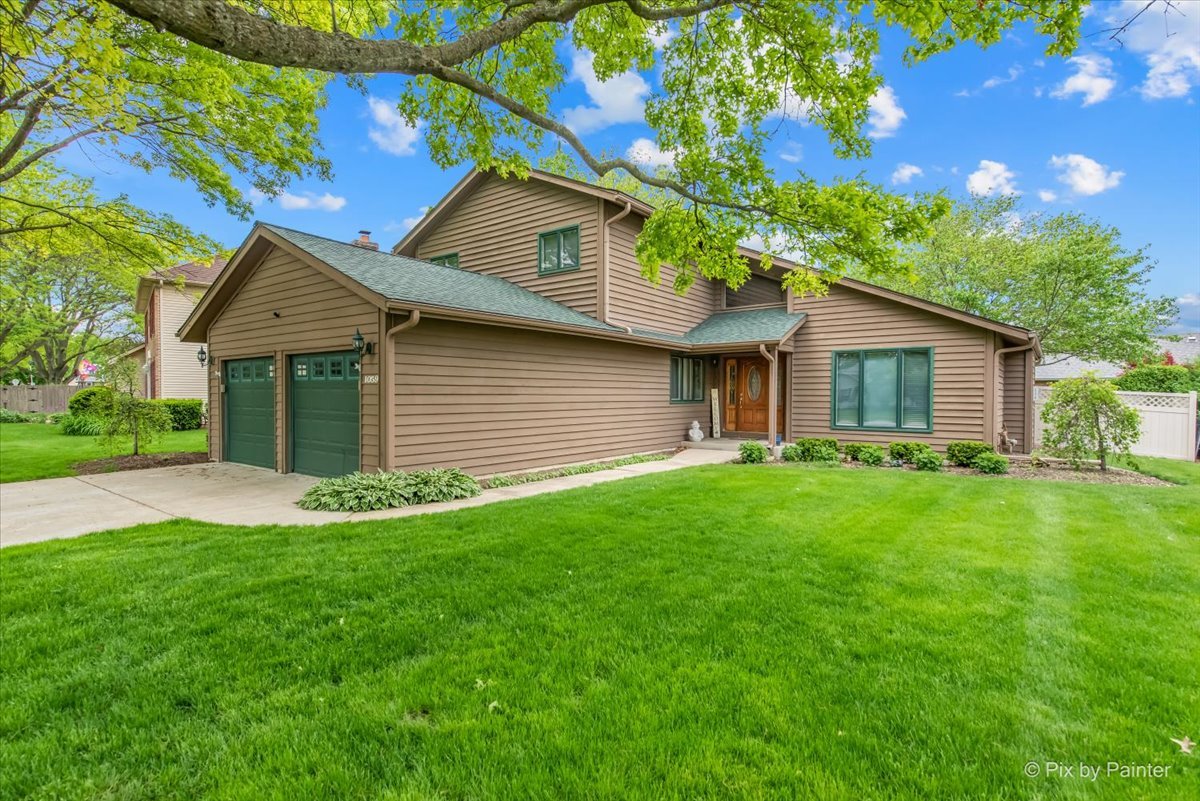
[
  {"left": 670, "top": 355, "right": 705, "bottom": 403},
  {"left": 538, "top": 225, "right": 580, "bottom": 275},
  {"left": 830, "top": 347, "right": 933, "bottom": 432}
]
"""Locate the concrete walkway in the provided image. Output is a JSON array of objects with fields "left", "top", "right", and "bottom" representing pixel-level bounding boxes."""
[{"left": 0, "top": 449, "right": 731, "bottom": 548}]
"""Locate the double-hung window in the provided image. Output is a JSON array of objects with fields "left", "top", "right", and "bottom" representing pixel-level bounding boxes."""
[
  {"left": 670, "top": 356, "right": 705, "bottom": 403},
  {"left": 831, "top": 348, "right": 932, "bottom": 432},
  {"left": 538, "top": 225, "right": 580, "bottom": 275}
]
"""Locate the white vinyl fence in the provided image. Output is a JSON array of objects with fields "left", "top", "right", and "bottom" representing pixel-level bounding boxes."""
[{"left": 1033, "top": 387, "right": 1198, "bottom": 461}]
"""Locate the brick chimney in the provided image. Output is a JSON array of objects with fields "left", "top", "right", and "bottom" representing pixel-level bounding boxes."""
[{"left": 350, "top": 230, "right": 379, "bottom": 251}]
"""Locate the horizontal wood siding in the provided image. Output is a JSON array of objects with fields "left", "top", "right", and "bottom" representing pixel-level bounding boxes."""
[
  {"left": 156, "top": 286, "right": 208, "bottom": 400},
  {"left": 391, "top": 318, "right": 708, "bottom": 474},
  {"left": 415, "top": 175, "right": 599, "bottom": 316},
  {"left": 789, "top": 283, "right": 990, "bottom": 450},
  {"left": 207, "top": 246, "right": 381, "bottom": 472},
  {"left": 606, "top": 211, "right": 719, "bottom": 335},
  {"left": 1003, "top": 349, "right": 1029, "bottom": 452},
  {"left": 725, "top": 274, "right": 784, "bottom": 308}
]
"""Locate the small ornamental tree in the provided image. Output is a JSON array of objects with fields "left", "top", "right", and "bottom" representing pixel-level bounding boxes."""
[
  {"left": 1040, "top": 374, "right": 1141, "bottom": 471},
  {"left": 101, "top": 359, "right": 171, "bottom": 456}
]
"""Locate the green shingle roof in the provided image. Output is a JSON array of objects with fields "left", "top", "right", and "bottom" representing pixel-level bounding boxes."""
[
  {"left": 262, "top": 223, "right": 806, "bottom": 349},
  {"left": 683, "top": 307, "right": 807, "bottom": 346}
]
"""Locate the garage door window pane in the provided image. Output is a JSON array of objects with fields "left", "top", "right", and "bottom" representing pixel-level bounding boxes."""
[
  {"left": 241, "top": 364, "right": 252, "bottom": 381},
  {"left": 329, "top": 357, "right": 344, "bottom": 379},
  {"left": 312, "top": 358, "right": 325, "bottom": 380},
  {"left": 295, "top": 360, "right": 307, "bottom": 378},
  {"left": 253, "top": 362, "right": 265, "bottom": 381},
  {"left": 349, "top": 357, "right": 360, "bottom": 377}
]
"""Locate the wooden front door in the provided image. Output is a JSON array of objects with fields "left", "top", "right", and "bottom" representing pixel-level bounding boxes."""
[{"left": 723, "top": 357, "right": 771, "bottom": 432}]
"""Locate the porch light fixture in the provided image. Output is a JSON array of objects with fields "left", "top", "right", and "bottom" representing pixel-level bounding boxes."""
[
  {"left": 196, "top": 345, "right": 207, "bottom": 367},
  {"left": 351, "top": 328, "right": 373, "bottom": 355}
]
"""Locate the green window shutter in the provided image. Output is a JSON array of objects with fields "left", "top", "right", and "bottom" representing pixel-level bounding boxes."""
[
  {"left": 834, "top": 352, "right": 861, "bottom": 426},
  {"left": 862, "top": 350, "right": 899, "bottom": 427},
  {"left": 900, "top": 349, "right": 932, "bottom": 429}
]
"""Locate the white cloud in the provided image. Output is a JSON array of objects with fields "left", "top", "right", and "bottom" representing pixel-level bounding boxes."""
[
  {"left": 562, "top": 52, "right": 650, "bottom": 134},
  {"left": 1037, "top": 189, "right": 1058, "bottom": 202},
  {"left": 778, "top": 142, "right": 803, "bottom": 163},
  {"left": 867, "top": 86, "right": 906, "bottom": 138},
  {"left": 956, "top": 65, "right": 1022, "bottom": 97},
  {"left": 1049, "top": 153, "right": 1124, "bottom": 196},
  {"left": 966, "top": 160, "right": 1020, "bottom": 197},
  {"left": 384, "top": 206, "right": 431, "bottom": 234},
  {"left": 891, "top": 163, "right": 923, "bottom": 185},
  {"left": 247, "top": 187, "right": 346, "bottom": 212},
  {"left": 278, "top": 191, "right": 347, "bottom": 212},
  {"left": 626, "top": 137, "right": 676, "bottom": 168},
  {"left": 1179, "top": 292, "right": 1200, "bottom": 307},
  {"left": 649, "top": 25, "right": 673, "bottom": 49},
  {"left": 1051, "top": 54, "right": 1115, "bottom": 106},
  {"left": 367, "top": 97, "right": 422, "bottom": 156},
  {"left": 1106, "top": 0, "right": 1200, "bottom": 100}
]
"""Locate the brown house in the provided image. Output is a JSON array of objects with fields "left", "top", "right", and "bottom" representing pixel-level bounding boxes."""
[{"left": 178, "top": 169, "right": 1040, "bottom": 477}]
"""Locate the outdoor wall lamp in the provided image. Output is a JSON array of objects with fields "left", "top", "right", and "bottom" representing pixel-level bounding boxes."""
[
  {"left": 351, "top": 328, "right": 374, "bottom": 355},
  {"left": 196, "top": 345, "right": 208, "bottom": 367}
]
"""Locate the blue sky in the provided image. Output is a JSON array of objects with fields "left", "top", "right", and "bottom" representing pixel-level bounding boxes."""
[{"left": 70, "top": 1, "right": 1200, "bottom": 330}]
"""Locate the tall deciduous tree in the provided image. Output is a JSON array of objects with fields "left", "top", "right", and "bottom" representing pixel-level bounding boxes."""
[
  {"left": 99, "top": 0, "right": 1092, "bottom": 292},
  {"left": 884, "top": 196, "right": 1177, "bottom": 364}
]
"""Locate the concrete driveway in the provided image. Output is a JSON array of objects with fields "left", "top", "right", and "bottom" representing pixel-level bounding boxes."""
[{"left": 0, "top": 449, "right": 732, "bottom": 548}]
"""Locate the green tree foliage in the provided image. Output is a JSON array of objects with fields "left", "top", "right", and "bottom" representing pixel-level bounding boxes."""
[
  {"left": 1115, "top": 364, "right": 1200, "bottom": 394},
  {"left": 2, "top": 0, "right": 331, "bottom": 220},
  {"left": 885, "top": 196, "right": 1177, "bottom": 364},
  {"left": 100, "top": 358, "right": 170, "bottom": 456},
  {"left": 1040, "top": 374, "right": 1141, "bottom": 471},
  {"left": 104, "top": 0, "right": 1091, "bottom": 292}
]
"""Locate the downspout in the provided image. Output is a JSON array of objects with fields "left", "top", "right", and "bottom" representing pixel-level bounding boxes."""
[
  {"left": 759, "top": 343, "right": 778, "bottom": 453},
  {"left": 601, "top": 201, "right": 634, "bottom": 334},
  {"left": 382, "top": 310, "right": 421, "bottom": 471},
  {"left": 994, "top": 341, "right": 1037, "bottom": 454}
]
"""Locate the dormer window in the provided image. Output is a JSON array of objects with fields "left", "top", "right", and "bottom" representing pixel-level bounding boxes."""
[{"left": 538, "top": 225, "right": 580, "bottom": 275}]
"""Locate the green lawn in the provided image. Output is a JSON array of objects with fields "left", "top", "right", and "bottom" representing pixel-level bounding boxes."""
[
  {"left": 2, "top": 461, "right": 1198, "bottom": 799},
  {"left": 0, "top": 423, "right": 208, "bottom": 483}
]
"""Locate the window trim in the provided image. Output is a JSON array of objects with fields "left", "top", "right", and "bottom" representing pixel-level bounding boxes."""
[
  {"left": 429, "top": 252, "right": 459, "bottom": 269},
  {"left": 537, "top": 224, "right": 581, "bottom": 276},
  {"left": 670, "top": 354, "right": 706, "bottom": 404},
  {"left": 829, "top": 347, "right": 934, "bottom": 433}
]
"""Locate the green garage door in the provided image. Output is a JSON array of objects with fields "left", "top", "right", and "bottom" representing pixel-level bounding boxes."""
[
  {"left": 290, "top": 351, "right": 360, "bottom": 477},
  {"left": 224, "top": 357, "right": 276, "bottom": 469}
]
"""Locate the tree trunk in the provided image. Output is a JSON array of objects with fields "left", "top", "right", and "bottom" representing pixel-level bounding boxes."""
[{"left": 1095, "top": 409, "right": 1107, "bottom": 471}]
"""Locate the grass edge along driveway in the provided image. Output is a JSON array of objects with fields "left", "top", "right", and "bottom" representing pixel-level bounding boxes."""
[
  {"left": 1, "top": 460, "right": 1197, "bottom": 799},
  {"left": 0, "top": 424, "right": 207, "bottom": 483}
]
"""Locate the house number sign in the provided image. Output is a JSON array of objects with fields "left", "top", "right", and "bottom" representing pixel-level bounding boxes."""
[{"left": 362, "top": 374, "right": 379, "bottom": 384}]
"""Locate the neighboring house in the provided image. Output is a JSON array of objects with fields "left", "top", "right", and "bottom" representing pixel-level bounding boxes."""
[
  {"left": 1034, "top": 334, "right": 1200, "bottom": 385},
  {"left": 134, "top": 258, "right": 226, "bottom": 399},
  {"left": 178, "top": 169, "right": 1040, "bottom": 478}
]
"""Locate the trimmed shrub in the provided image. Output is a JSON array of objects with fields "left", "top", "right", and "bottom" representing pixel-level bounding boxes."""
[
  {"left": 739, "top": 440, "right": 769, "bottom": 464},
  {"left": 299, "top": 471, "right": 412, "bottom": 512},
  {"left": 1114, "top": 363, "right": 1200, "bottom": 394},
  {"left": 946, "top": 440, "right": 994, "bottom": 467},
  {"left": 888, "top": 441, "right": 934, "bottom": 463},
  {"left": 856, "top": 444, "right": 886, "bottom": 466},
  {"left": 150, "top": 398, "right": 204, "bottom": 431},
  {"left": 972, "top": 451, "right": 1010, "bottom": 475},
  {"left": 780, "top": 444, "right": 802, "bottom": 462},
  {"left": 0, "top": 409, "right": 34, "bottom": 423},
  {"left": 403, "top": 468, "right": 481, "bottom": 504},
  {"left": 913, "top": 450, "right": 944, "bottom": 472},
  {"left": 793, "top": 438, "right": 839, "bottom": 461},
  {"left": 60, "top": 414, "right": 105, "bottom": 436},
  {"left": 843, "top": 443, "right": 871, "bottom": 461},
  {"left": 68, "top": 386, "right": 115, "bottom": 417}
]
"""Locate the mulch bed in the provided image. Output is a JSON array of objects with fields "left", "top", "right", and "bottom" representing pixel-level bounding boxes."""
[
  {"left": 814, "top": 459, "right": 1172, "bottom": 486},
  {"left": 73, "top": 451, "right": 209, "bottom": 476}
]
